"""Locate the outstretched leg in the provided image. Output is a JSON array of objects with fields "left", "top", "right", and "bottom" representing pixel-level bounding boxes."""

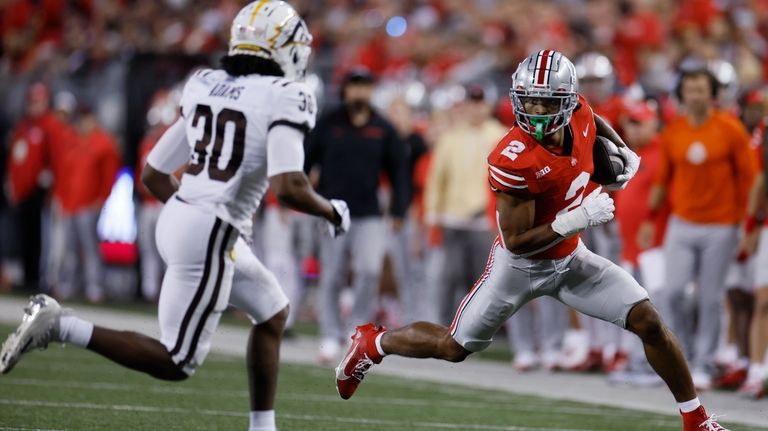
[
  {"left": 0, "top": 294, "right": 187, "bottom": 381},
  {"left": 627, "top": 301, "right": 729, "bottom": 430},
  {"left": 88, "top": 326, "right": 188, "bottom": 381},
  {"left": 626, "top": 300, "right": 695, "bottom": 402},
  {"left": 380, "top": 321, "right": 470, "bottom": 362},
  {"left": 334, "top": 321, "right": 472, "bottom": 400}
]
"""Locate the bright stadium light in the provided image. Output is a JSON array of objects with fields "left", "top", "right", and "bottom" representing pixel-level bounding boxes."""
[{"left": 386, "top": 16, "right": 407, "bottom": 37}]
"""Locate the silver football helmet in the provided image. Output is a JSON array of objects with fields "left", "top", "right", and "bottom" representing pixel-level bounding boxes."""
[
  {"left": 510, "top": 50, "right": 579, "bottom": 140},
  {"left": 574, "top": 52, "right": 615, "bottom": 103},
  {"left": 229, "top": 0, "right": 313, "bottom": 80}
]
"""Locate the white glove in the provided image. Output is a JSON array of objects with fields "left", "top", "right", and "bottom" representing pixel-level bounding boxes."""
[
  {"left": 607, "top": 146, "right": 641, "bottom": 191},
  {"left": 327, "top": 199, "right": 351, "bottom": 238},
  {"left": 551, "top": 188, "right": 615, "bottom": 238}
]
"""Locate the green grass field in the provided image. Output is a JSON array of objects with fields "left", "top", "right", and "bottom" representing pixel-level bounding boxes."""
[{"left": 0, "top": 324, "right": 763, "bottom": 431}]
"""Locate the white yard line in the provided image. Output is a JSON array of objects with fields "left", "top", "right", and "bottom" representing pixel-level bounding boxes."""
[
  {"left": 0, "top": 398, "right": 592, "bottom": 431},
  {"left": 0, "top": 377, "right": 677, "bottom": 422},
  {"left": 0, "top": 428, "right": 65, "bottom": 431}
]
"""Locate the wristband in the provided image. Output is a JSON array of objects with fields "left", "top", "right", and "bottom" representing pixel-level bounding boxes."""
[{"left": 745, "top": 216, "right": 762, "bottom": 234}]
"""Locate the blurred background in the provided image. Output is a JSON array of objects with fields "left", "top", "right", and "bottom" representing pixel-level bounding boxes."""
[{"left": 2, "top": 0, "right": 768, "bottom": 397}]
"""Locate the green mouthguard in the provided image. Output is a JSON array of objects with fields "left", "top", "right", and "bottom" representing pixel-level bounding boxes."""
[{"left": 529, "top": 117, "right": 550, "bottom": 141}]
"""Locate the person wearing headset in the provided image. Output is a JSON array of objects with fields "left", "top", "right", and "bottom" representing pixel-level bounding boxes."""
[{"left": 640, "top": 63, "right": 758, "bottom": 391}]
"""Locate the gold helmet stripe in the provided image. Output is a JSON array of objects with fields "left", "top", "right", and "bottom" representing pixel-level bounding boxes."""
[
  {"left": 232, "top": 44, "right": 272, "bottom": 56},
  {"left": 249, "top": 0, "right": 269, "bottom": 26}
]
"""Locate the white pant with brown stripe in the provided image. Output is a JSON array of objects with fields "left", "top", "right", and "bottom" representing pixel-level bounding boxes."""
[
  {"left": 156, "top": 197, "right": 288, "bottom": 375},
  {"left": 450, "top": 238, "right": 649, "bottom": 353}
]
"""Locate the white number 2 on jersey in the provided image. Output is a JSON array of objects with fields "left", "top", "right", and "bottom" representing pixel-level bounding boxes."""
[
  {"left": 557, "top": 171, "right": 590, "bottom": 216},
  {"left": 501, "top": 140, "right": 526, "bottom": 161}
]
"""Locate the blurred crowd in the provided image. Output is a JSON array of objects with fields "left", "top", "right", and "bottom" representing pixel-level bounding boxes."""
[{"left": 2, "top": 0, "right": 768, "bottom": 399}]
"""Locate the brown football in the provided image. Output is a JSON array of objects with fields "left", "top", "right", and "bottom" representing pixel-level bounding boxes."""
[{"left": 591, "top": 135, "right": 625, "bottom": 185}]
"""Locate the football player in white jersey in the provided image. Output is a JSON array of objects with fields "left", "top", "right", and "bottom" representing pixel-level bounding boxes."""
[{"left": 0, "top": 2, "right": 348, "bottom": 431}]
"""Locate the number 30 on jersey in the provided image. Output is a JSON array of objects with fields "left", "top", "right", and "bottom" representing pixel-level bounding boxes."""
[{"left": 187, "top": 104, "right": 246, "bottom": 182}]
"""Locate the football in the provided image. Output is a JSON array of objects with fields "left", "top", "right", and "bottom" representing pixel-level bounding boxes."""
[{"left": 591, "top": 135, "right": 625, "bottom": 185}]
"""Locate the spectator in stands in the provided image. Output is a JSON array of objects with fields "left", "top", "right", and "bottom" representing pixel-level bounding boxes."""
[
  {"left": 423, "top": 84, "right": 505, "bottom": 324},
  {"left": 50, "top": 106, "right": 121, "bottom": 302},
  {"left": 386, "top": 96, "right": 428, "bottom": 324},
  {"left": 644, "top": 65, "right": 758, "bottom": 390},
  {"left": 305, "top": 66, "right": 408, "bottom": 363},
  {"left": 736, "top": 92, "right": 768, "bottom": 399},
  {"left": 5, "top": 83, "right": 59, "bottom": 291},
  {"left": 715, "top": 90, "right": 767, "bottom": 389}
]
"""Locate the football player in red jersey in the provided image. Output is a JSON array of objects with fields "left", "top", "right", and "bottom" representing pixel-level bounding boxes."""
[{"left": 336, "top": 50, "right": 729, "bottom": 431}]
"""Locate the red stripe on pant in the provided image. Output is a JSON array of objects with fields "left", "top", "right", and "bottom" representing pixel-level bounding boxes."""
[{"left": 449, "top": 237, "right": 501, "bottom": 335}]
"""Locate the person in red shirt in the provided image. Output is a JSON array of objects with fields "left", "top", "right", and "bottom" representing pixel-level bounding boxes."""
[
  {"left": 52, "top": 106, "right": 121, "bottom": 302},
  {"left": 5, "top": 83, "right": 62, "bottom": 290},
  {"left": 734, "top": 98, "right": 768, "bottom": 399},
  {"left": 714, "top": 90, "right": 766, "bottom": 390}
]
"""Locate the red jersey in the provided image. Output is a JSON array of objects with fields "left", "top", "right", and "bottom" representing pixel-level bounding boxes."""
[
  {"left": 6, "top": 113, "right": 66, "bottom": 204},
  {"left": 57, "top": 127, "right": 121, "bottom": 214},
  {"left": 487, "top": 95, "right": 598, "bottom": 259}
]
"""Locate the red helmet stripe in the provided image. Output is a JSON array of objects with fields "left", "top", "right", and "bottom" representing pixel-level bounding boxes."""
[{"left": 536, "top": 50, "right": 552, "bottom": 85}]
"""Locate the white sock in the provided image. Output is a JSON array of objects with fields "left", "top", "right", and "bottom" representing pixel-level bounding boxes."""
[
  {"left": 678, "top": 397, "right": 701, "bottom": 413},
  {"left": 374, "top": 332, "right": 387, "bottom": 357},
  {"left": 736, "top": 356, "right": 750, "bottom": 369},
  {"left": 58, "top": 315, "right": 94, "bottom": 348},
  {"left": 249, "top": 410, "right": 276, "bottom": 431},
  {"left": 747, "top": 363, "right": 765, "bottom": 383}
]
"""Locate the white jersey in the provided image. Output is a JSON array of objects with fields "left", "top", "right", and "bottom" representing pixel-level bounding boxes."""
[{"left": 175, "top": 69, "right": 316, "bottom": 236}]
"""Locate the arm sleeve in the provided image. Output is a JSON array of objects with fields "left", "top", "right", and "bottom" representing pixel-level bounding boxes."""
[
  {"left": 384, "top": 126, "right": 409, "bottom": 218},
  {"left": 146, "top": 118, "right": 190, "bottom": 174},
  {"left": 487, "top": 159, "right": 529, "bottom": 194},
  {"left": 269, "top": 81, "right": 316, "bottom": 135},
  {"left": 268, "top": 81, "right": 317, "bottom": 173},
  {"left": 267, "top": 125, "right": 305, "bottom": 177}
]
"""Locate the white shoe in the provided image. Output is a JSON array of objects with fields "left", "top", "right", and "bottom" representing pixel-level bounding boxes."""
[
  {"left": 318, "top": 337, "right": 340, "bottom": 365},
  {"left": 692, "top": 369, "right": 713, "bottom": 391},
  {"left": 513, "top": 351, "right": 539, "bottom": 372},
  {"left": 541, "top": 350, "right": 562, "bottom": 371},
  {"left": 0, "top": 294, "right": 63, "bottom": 374}
]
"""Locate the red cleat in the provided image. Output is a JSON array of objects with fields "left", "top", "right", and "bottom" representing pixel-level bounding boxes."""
[
  {"left": 568, "top": 349, "right": 603, "bottom": 373},
  {"left": 714, "top": 367, "right": 748, "bottom": 390},
  {"left": 738, "top": 380, "right": 766, "bottom": 400},
  {"left": 682, "top": 406, "right": 729, "bottom": 431},
  {"left": 602, "top": 350, "right": 629, "bottom": 374},
  {"left": 335, "top": 323, "right": 386, "bottom": 400}
]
